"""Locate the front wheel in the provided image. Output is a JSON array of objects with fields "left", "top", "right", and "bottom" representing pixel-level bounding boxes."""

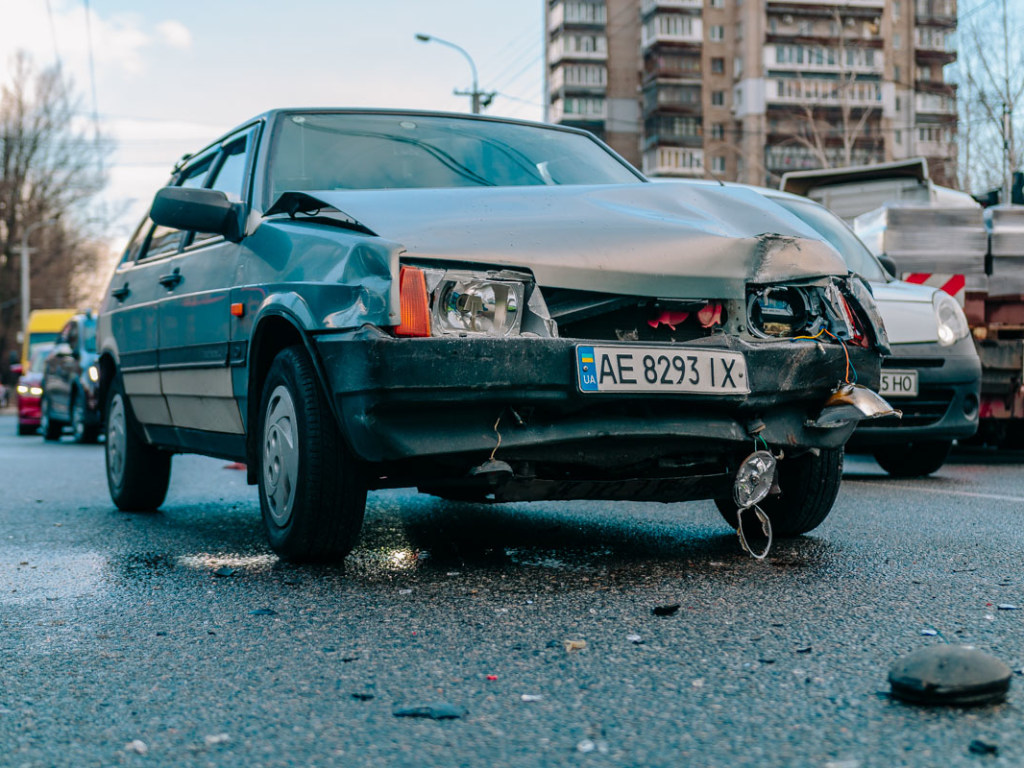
[
  {"left": 72, "top": 393, "right": 100, "bottom": 444},
  {"left": 873, "top": 440, "right": 952, "bottom": 477},
  {"left": 257, "top": 346, "right": 366, "bottom": 562},
  {"left": 40, "top": 396, "right": 62, "bottom": 441},
  {"left": 717, "top": 448, "right": 844, "bottom": 537},
  {"left": 105, "top": 376, "right": 172, "bottom": 510}
]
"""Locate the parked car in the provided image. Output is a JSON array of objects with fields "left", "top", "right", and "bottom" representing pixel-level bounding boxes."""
[
  {"left": 16, "top": 343, "right": 54, "bottom": 436},
  {"left": 39, "top": 311, "right": 102, "bottom": 443},
  {"left": 754, "top": 188, "right": 981, "bottom": 476},
  {"left": 97, "top": 109, "right": 892, "bottom": 562}
]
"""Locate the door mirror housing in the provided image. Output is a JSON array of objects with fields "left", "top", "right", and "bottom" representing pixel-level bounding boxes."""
[
  {"left": 877, "top": 255, "right": 898, "bottom": 279},
  {"left": 150, "top": 187, "right": 246, "bottom": 243}
]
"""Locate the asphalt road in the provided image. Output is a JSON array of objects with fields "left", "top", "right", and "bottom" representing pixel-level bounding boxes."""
[{"left": 2, "top": 412, "right": 1024, "bottom": 768}]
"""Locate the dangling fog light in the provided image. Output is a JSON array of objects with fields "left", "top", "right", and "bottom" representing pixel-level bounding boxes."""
[{"left": 733, "top": 450, "right": 776, "bottom": 509}]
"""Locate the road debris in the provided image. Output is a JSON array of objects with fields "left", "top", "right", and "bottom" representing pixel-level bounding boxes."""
[
  {"left": 204, "top": 733, "right": 230, "bottom": 746},
  {"left": 212, "top": 567, "right": 236, "bottom": 578},
  {"left": 521, "top": 694, "right": 543, "bottom": 702},
  {"left": 627, "top": 634, "right": 643, "bottom": 644},
  {"left": 564, "top": 639, "right": 587, "bottom": 652},
  {"left": 249, "top": 608, "right": 277, "bottom": 616},
  {"left": 997, "top": 604, "right": 1017, "bottom": 611},
  {"left": 968, "top": 739, "right": 999, "bottom": 756},
  {"left": 888, "top": 645, "right": 1012, "bottom": 706},
  {"left": 351, "top": 693, "right": 375, "bottom": 701},
  {"left": 652, "top": 604, "right": 680, "bottom": 617},
  {"left": 392, "top": 702, "right": 467, "bottom": 720},
  {"left": 920, "top": 629, "right": 939, "bottom": 636},
  {"left": 125, "top": 740, "right": 148, "bottom": 755}
]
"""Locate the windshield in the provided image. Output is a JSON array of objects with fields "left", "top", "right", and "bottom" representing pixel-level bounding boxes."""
[
  {"left": 267, "top": 112, "right": 642, "bottom": 201},
  {"left": 770, "top": 197, "right": 888, "bottom": 282},
  {"left": 82, "top": 322, "right": 97, "bottom": 354},
  {"left": 29, "top": 344, "right": 54, "bottom": 373}
]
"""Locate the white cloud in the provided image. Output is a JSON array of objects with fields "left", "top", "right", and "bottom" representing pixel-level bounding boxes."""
[{"left": 156, "top": 20, "right": 192, "bottom": 50}]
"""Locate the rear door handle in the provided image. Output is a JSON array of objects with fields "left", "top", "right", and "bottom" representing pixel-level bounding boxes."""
[
  {"left": 159, "top": 268, "right": 183, "bottom": 289},
  {"left": 111, "top": 283, "right": 130, "bottom": 301}
]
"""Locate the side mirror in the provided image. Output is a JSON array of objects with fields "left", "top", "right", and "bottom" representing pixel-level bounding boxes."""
[
  {"left": 150, "top": 187, "right": 246, "bottom": 243},
  {"left": 10, "top": 363, "right": 23, "bottom": 377},
  {"left": 877, "top": 255, "right": 898, "bottom": 279}
]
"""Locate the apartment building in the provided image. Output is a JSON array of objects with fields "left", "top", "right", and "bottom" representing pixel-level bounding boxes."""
[{"left": 544, "top": 0, "right": 958, "bottom": 186}]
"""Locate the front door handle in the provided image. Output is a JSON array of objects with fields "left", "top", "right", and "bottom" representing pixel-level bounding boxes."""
[
  {"left": 111, "top": 283, "right": 131, "bottom": 301},
  {"left": 159, "top": 268, "right": 183, "bottom": 289}
]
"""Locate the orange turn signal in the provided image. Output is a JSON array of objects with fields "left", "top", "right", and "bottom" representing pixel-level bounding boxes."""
[
  {"left": 394, "top": 266, "right": 431, "bottom": 337},
  {"left": 230, "top": 302, "right": 245, "bottom": 317}
]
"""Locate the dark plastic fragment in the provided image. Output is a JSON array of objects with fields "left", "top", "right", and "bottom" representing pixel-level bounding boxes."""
[
  {"left": 392, "top": 702, "right": 467, "bottom": 720},
  {"left": 889, "top": 646, "right": 1012, "bottom": 706},
  {"left": 968, "top": 739, "right": 999, "bottom": 756},
  {"left": 652, "top": 604, "right": 681, "bottom": 617}
]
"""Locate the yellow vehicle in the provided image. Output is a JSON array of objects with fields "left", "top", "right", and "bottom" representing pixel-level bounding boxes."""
[{"left": 21, "top": 309, "right": 76, "bottom": 371}]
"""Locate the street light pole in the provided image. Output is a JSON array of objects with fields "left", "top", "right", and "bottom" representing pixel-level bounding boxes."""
[
  {"left": 19, "top": 217, "right": 59, "bottom": 338},
  {"left": 415, "top": 33, "right": 493, "bottom": 114}
]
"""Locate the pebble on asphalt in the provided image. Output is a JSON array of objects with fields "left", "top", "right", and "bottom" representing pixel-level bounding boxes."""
[
  {"left": 888, "top": 645, "right": 1012, "bottom": 706},
  {"left": 392, "top": 702, "right": 467, "bottom": 720},
  {"left": 564, "top": 639, "right": 587, "bottom": 652},
  {"left": 125, "top": 740, "right": 148, "bottom": 755}
]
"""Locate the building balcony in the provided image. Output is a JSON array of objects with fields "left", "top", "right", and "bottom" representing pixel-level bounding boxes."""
[
  {"left": 548, "top": 1, "right": 607, "bottom": 31},
  {"left": 642, "top": 146, "right": 705, "bottom": 177},
  {"left": 766, "top": 78, "right": 882, "bottom": 108},
  {"left": 549, "top": 97, "right": 607, "bottom": 125},
  {"left": 549, "top": 64, "right": 608, "bottom": 93},
  {"left": 915, "top": 0, "right": 956, "bottom": 27},
  {"left": 766, "top": 0, "right": 884, "bottom": 10},
  {"left": 915, "top": 139, "right": 956, "bottom": 158},
  {"left": 764, "top": 47, "right": 884, "bottom": 76},
  {"left": 548, "top": 37, "right": 608, "bottom": 64},
  {"left": 915, "top": 92, "right": 956, "bottom": 115},
  {"left": 641, "top": 0, "right": 702, "bottom": 17}
]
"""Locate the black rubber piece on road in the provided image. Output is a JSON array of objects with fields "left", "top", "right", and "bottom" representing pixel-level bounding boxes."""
[
  {"left": 258, "top": 346, "right": 366, "bottom": 563},
  {"left": 889, "top": 645, "right": 1011, "bottom": 706},
  {"left": 717, "top": 448, "right": 843, "bottom": 537}
]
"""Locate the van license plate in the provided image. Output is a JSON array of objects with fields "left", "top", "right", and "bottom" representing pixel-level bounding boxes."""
[{"left": 880, "top": 369, "right": 918, "bottom": 398}]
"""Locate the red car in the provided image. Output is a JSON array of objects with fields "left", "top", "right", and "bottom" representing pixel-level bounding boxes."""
[{"left": 16, "top": 344, "right": 54, "bottom": 436}]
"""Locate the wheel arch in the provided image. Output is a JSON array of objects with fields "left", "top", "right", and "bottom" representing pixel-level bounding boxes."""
[{"left": 244, "top": 311, "right": 341, "bottom": 483}]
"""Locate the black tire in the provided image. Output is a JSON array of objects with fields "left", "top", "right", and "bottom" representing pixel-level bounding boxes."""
[
  {"left": 71, "top": 392, "right": 100, "bottom": 444},
  {"left": 873, "top": 440, "right": 952, "bottom": 477},
  {"left": 40, "top": 396, "right": 62, "bottom": 441},
  {"left": 17, "top": 421, "right": 36, "bottom": 436},
  {"left": 716, "top": 448, "right": 844, "bottom": 537},
  {"left": 257, "top": 346, "right": 366, "bottom": 562},
  {"left": 105, "top": 375, "right": 172, "bottom": 511}
]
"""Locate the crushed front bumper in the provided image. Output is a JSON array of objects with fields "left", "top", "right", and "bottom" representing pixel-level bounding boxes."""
[{"left": 314, "top": 328, "right": 882, "bottom": 471}]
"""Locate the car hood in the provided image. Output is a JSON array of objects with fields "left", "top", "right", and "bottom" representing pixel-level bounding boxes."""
[
  {"left": 291, "top": 183, "right": 849, "bottom": 300},
  {"left": 869, "top": 279, "right": 938, "bottom": 344}
]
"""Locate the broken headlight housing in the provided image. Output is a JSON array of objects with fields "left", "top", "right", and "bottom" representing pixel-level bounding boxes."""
[{"left": 746, "top": 286, "right": 813, "bottom": 338}]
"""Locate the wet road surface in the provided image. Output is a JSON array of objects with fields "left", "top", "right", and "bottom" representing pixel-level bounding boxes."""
[{"left": 2, "top": 413, "right": 1024, "bottom": 767}]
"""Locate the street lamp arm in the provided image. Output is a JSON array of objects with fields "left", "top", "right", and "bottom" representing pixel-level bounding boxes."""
[{"left": 415, "top": 33, "right": 481, "bottom": 112}]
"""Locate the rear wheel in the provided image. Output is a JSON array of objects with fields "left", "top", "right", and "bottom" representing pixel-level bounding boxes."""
[
  {"left": 40, "top": 396, "right": 62, "bottom": 441},
  {"left": 873, "top": 440, "right": 952, "bottom": 477},
  {"left": 717, "top": 448, "right": 844, "bottom": 537},
  {"left": 17, "top": 421, "right": 36, "bottom": 436},
  {"left": 105, "top": 375, "right": 172, "bottom": 510},
  {"left": 71, "top": 392, "right": 100, "bottom": 444},
  {"left": 258, "top": 346, "right": 367, "bottom": 562}
]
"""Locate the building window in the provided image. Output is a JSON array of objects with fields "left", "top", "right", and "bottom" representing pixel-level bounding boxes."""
[
  {"left": 711, "top": 90, "right": 725, "bottom": 106},
  {"left": 711, "top": 156, "right": 726, "bottom": 173},
  {"left": 711, "top": 123, "right": 725, "bottom": 140},
  {"left": 711, "top": 57, "right": 725, "bottom": 74},
  {"left": 709, "top": 0, "right": 724, "bottom": 7},
  {"left": 894, "top": 130, "right": 902, "bottom": 144},
  {"left": 894, "top": 65, "right": 901, "bottom": 82},
  {"left": 893, "top": 33, "right": 901, "bottom": 50},
  {"left": 564, "top": 1, "right": 607, "bottom": 24},
  {"left": 893, "top": 1, "right": 901, "bottom": 20},
  {"left": 734, "top": 56, "right": 743, "bottom": 76},
  {"left": 709, "top": 25, "right": 724, "bottom": 42}
]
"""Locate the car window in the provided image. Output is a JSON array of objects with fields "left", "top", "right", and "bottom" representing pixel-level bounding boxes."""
[
  {"left": 137, "top": 155, "right": 216, "bottom": 260},
  {"left": 62, "top": 321, "right": 78, "bottom": 349},
  {"left": 82, "top": 322, "right": 97, "bottom": 354},
  {"left": 268, "top": 113, "right": 641, "bottom": 201},
  {"left": 29, "top": 344, "right": 54, "bottom": 373},
  {"left": 770, "top": 197, "right": 888, "bottom": 282},
  {"left": 191, "top": 134, "right": 252, "bottom": 246}
]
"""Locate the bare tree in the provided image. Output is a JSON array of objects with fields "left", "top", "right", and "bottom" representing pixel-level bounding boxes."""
[
  {"left": 956, "top": 0, "right": 1024, "bottom": 196},
  {"left": 0, "top": 51, "right": 110, "bottom": 374},
  {"left": 785, "top": 11, "right": 884, "bottom": 170}
]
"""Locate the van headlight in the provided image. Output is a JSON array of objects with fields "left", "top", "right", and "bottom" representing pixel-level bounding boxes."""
[
  {"left": 933, "top": 291, "right": 969, "bottom": 346},
  {"left": 429, "top": 271, "right": 524, "bottom": 337}
]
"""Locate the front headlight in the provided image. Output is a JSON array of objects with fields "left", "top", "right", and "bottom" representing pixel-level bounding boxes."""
[
  {"left": 933, "top": 291, "right": 969, "bottom": 346},
  {"left": 746, "top": 286, "right": 812, "bottom": 338},
  {"left": 16, "top": 385, "right": 28, "bottom": 395},
  {"left": 88, "top": 365, "right": 99, "bottom": 383},
  {"left": 29, "top": 386, "right": 43, "bottom": 397},
  {"left": 430, "top": 271, "right": 524, "bottom": 337}
]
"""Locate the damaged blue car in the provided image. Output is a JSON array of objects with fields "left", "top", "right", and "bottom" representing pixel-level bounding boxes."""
[{"left": 97, "top": 109, "right": 892, "bottom": 561}]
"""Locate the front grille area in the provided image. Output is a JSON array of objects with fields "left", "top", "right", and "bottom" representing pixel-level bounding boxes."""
[
  {"left": 544, "top": 287, "right": 721, "bottom": 343},
  {"left": 861, "top": 386, "right": 954, "bottom": 429}
]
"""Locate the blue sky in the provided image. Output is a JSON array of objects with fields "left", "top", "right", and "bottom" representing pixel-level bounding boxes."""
[{"left": 1, "top": 0, "right": 544, "bottom": 242}]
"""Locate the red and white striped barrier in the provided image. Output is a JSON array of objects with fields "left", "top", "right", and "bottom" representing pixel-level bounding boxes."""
[{"left": 901, "top": 273, "right": 966, "bottom": 305}]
